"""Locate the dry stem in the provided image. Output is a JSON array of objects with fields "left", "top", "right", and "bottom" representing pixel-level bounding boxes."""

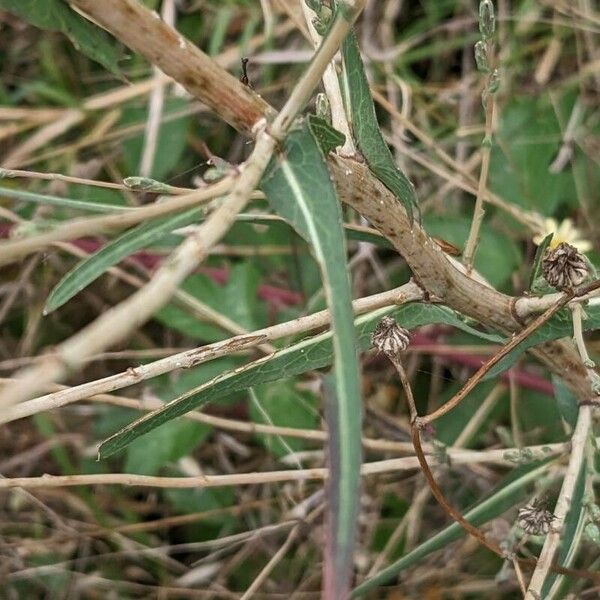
[
  {"left": 2, "top": 284, "right": 421, "bottom": 425},
  {"left": 524, "top": 405, "right": 593, "bottom": 598},
  {"left": 42, "top": 0, "right": 594, "bottom": 406},
  {"left": 1, "top": 0, "right": 367, "bottom": 410}
]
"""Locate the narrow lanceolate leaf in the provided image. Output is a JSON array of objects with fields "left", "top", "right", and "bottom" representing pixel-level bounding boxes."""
[
  {"left": 0, "top": 0, "right": 122, "bottom": 75},
  {"left": 352, "top": 460, "right": 555, "bottom": 597},
  {"left": 99, "top": 303, "right": 501, "bottom": 458},
  {"left": 260, "top": 121, "right": 360, "bottom": 597},
  {"left": 0, "top": 186, "right": 131, "bottom": 213},
  {"left": 341, "top": 31, "right": 419, "bottom": 223},
  {"left": 45, "top": 207, "right": 204, "bottom": 313},
  {"left": 541, "top": 460, "right": 588, "bottom": 599}
]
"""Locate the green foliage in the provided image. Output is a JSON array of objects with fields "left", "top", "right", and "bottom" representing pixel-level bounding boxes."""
[
  {"left": 120, "top": 98, "right": 192, "bottom": 181},
  {"left": 156, "top": 263, "right": 264, "bottom": 342},
  {"left": 529, "top": 232, "right": 553, "bottom": 290},
  {"left": 307, "top": 114, "right": 345, "bottom": 155},
  {"left": 249, "top": 381, "right": 319, "bottom": 458},
  {"left": 489, "top": 97, "right": 576, "bottom": 213},
  {"left": 552, "top": 375, "right": 579, "bottom": 430},
  {"left": 261, "top": 119, "right": 362, "bottom": 596},
  {"left": 341, "top": 31, "right": 419, "bottom": 223},
  {"left": 98, "top": 303, "right": 503, "bottom": 459},
  {"left": 45, "top": 207, "right": 204, "bottom": 313},
  {"left": 423, "top": 214, "right": 521, "bottom": 288},
  {"left": 541, "top": 461, "right": 588, "bottom": 598},
  {"left": 0, "top": 185, "right": 130, "bottom": 214},
  {"left": 352, "top": 460, "right": 555, "bottom": 596},
  {"left": 124, "top": 418, "right": 211, "bottom": 476},
  {"left": 0, "top": 0, "right": 122, "bottom": 75}
]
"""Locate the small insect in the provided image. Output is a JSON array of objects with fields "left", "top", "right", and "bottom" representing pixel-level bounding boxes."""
[
  {"left": 432, "top": 237, "right": 462, "bottom": 256},
  {"left": 240, "top": 57, "right": 252, "bottom": 88}
]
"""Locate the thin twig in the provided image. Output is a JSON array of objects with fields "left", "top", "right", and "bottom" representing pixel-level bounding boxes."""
[
  {"left": 139, "top": 0, "right": 175, "bottom": 177},
  {"left": 463, "top": 61, "right": 496, "bottom": 271},
  {"left": 524, "top": 405, "right": 593, "bottom": 598},
  {"left": 0, "top": 448, "right": 563, "bottom": 491},
  {"left": 1, "top": 281, "right": 421, "bottom": 428},
  {"left": 419, "top": 292, "right": 575, "bottom": 425},
  {"left": 0, "top": 0, "right": 367, "bottom": 411},
  {"left": 301, "top": 2, "right": 355, "bottom": 155},
  {"left": 0, "top": 176, "right": 238, "bottom": 265}
]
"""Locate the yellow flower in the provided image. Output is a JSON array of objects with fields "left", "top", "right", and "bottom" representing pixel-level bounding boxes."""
[{"left": 533, "top": 218, "right": 592, "bottom": 253}]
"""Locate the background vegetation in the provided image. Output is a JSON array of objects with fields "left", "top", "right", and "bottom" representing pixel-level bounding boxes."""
[{"left": 0, "top": 0, "right": 599, "bottom": 598}]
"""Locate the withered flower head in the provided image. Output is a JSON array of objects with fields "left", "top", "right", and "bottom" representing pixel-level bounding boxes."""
[
  {"left": 371, "top": 316, "right": 410, "bottom": 358},
  {"left": 517, "top": 498, "right": 555, "bottom": 535},
  {"left": 542, "top": 242, "right": 589, "bottom": 290}
]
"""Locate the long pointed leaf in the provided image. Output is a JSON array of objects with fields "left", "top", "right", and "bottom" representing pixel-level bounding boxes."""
[
  {"left": 260, "top": 121, "right": 361, "bottom": 597},
  {"left": 341, "top": 31, "right": 419, "bottom": 222},
  {"left": 45, "top": 207, "right": 204, "bottom": 313},
  {"left": 99, "top": 303, "right": 502, "bottom": 458}
]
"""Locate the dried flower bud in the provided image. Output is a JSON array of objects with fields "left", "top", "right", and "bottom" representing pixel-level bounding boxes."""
[
  {"left": 517, "top": 499, "right": 555, "bottom": 535},
  {"left": 542, "top": 242, "right": 589, "bottom": 289},
  {"left": 479, "top": 0, "right": 495, "bottom": 39},
  {"left": 371, "top": 316, "right": 410, "bottom": 358}
]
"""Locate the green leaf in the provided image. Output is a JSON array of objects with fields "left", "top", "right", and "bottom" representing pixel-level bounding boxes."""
[
  {"left": 98, "top": 303, "right": 502, "bottom": 459},
  {"left": 0, "top": 0, "right": 122, "bottom": 75},
  {"left": 155, "top": 263, "right": 264, "bottom": 342},
  {"left": 351, "top": 460, "right": 555, "bottom": 597},
  {"left": 552, "top": 375, "right": 579, "bottom": 430},
  {"left": 424, "top": 214, "right": 522, "bottom": 288},
  {"left": 44, "top": 207, "right": 204, "bottom": 313},
  {"left": 249, "top": 381, "right": 319, "bottom": 458},
  {"left": 307, "top": 114, "right": 345, "bottom": 155},
  {"left": 489, "top": 97, "right": 576, "bottom": 214},
  {"left": 0, "top": 185, "right": 131, "bottom": 213},
  {"left": 261, "top": 120, "right": 362, "bottom": 597},
  {"left": 341, "top": 31, "right": 419, "bottom": 223},
  {"left": 484, "top": 304, "right": 600, "bottom": 379},
  {"left": 124, "top": 418, "right": 210, "bottom": 476},
  {"left": 529, "top": 232, "right": 553, "bottom": 290},
  {"left": 121, "top": 98, "right": 192, "bottom": 181},
  {"left": 541, "top": 460, "right": 588, "bottom": 599}
]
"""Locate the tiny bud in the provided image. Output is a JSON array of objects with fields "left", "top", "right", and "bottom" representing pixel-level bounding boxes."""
[
  {"left": 517, "top": 499, "right": 555, "bottom": 535},
  {"left": 474, "top": 40, "right": 489, "bottom": 72},
  {"left": 312, "top": 16, "right": 329, "bottom": 36},
  {"left": 542, "top": 242, "right": 589, "bottom": 289},
  {"left": 488, "top": 68, "right": 500, "bottom": 94},
  {"left": 479, "top": 0, "right": 496, "bottom": 39},
  {"left": 371, "top": 316, "right": 410, "bottom": 358},
  {"left": 316, "top": 93, "right": 331, "bottom": 123}
]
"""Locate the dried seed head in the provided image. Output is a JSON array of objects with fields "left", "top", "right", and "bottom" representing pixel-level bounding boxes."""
[
  {"left": 517, "top": 499, "right": 555, "bottom": 535},
  {"left": 371, "top": 316, "right": 410, "bottom": 358},
  {"left": 542, "top": 242, "right": 589, "bottom": 289}
]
